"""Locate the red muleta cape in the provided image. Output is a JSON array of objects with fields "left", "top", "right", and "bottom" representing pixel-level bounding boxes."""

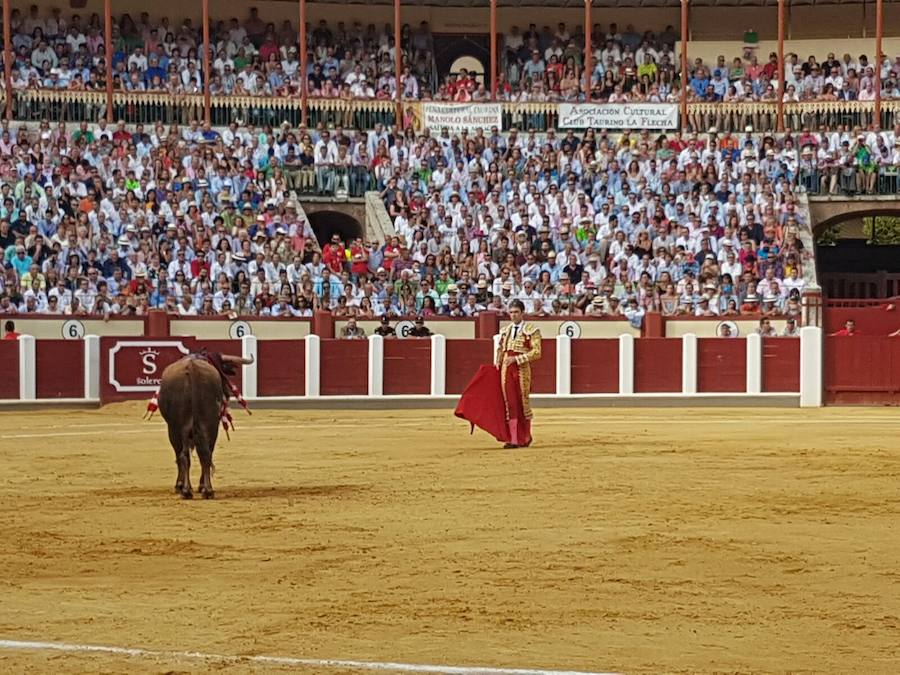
[{"left": 454, "top": 364, "right": 510, "bottom": 443}]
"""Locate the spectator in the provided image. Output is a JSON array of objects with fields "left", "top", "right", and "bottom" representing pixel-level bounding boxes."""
[
  {"left": 2, "top": 319, "right": 20, "bottom": 339},
  {"left": 831, "top": 319, "right": 859, "bottom": 336},
  {"left": 782, "top": 317, "right": 800, "bottom": 336},
  {"left": 374, "top": 314, "right": 396, "bottom": 337},
  {"left": 340, "top": 316, "right": 366, "bottom": 339},
  {"left": 408, "top": 315, "right": 432, "bottom": 337},
  {"left": 754, "top": 317, "right": 777, "bottom": 336}
]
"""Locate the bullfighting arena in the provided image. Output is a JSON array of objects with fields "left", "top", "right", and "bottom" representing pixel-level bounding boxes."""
[{"left": 1, "top": 404, "right": 899, "bottom": 674}]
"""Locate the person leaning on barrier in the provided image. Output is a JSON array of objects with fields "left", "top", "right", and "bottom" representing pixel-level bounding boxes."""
[
  {"left": 408, "top": 317, "right": 433, "bottom": 338},
  {"left": 374, "top": 315, "right": 396, "bottom": 337},
  {"left": 782, "top": 318, "right": 801, "bottom": 337},
  {"left": 830, "top": 319, "right": 859, "bottom": 336},
  {"left": 340, "top": 317, "right": 367, "bottom": 340},
  {"left": 2, "top": 320, "right": 20, "bottom": 340},
  {"left": 755, "top": 317, "right": 778, "bottom": 337}
]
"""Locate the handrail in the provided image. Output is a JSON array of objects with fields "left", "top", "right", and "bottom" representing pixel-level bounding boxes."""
[{"left": 9, "top": 88, "right": 899, "bottom": 134}]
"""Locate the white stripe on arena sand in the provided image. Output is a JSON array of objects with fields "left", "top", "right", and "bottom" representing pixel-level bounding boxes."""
[
  {"left": 0, "top": 415, "right": 894, "bottom": 440},
  {"left": 0, "top": 638, "right": 617, "bottom": 675}
]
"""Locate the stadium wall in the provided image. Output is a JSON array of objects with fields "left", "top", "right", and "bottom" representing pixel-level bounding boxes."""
[{"left": 1, "top": 330, "right": 827, "bottom": 408}]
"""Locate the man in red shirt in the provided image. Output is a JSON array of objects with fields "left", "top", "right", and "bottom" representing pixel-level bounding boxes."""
[
  {"left": 762, "top": 52, "right": 779, "bottom": 81},
  {"left": 831, "top": 319, "right": 859, "bottom": 336},
  {"left": 2, "top": 320, "right": 20, "bottom": 340},
  {"left": 349, "top": 237, "right": 369, "bottom": 279},
  {"left": 323, "top": 234, "right": 346, "bottom": 274}
]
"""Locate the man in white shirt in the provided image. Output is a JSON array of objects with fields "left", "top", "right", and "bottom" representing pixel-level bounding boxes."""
[
  {"left": 516, "top": 279, "right": 541, "bottom": 313},
  {"left": 127, "top": 47, "right": 149, "bottom": 73}
]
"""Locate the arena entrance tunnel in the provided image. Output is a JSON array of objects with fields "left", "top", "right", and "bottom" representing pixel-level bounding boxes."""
[
  {"left": 809, "top": 197, "right": 900, "bottom": 237},
  {"left": 305, "top": 209, "right": 365, "bottom": 246}
]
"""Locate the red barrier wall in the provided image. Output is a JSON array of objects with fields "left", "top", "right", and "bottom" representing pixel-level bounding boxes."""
[
  {"left": 530, "top": 338, "right": 556, "bottom": 394},
  {"left": 762, "top": 338, "right": 801, "bottom": 393},
  {"left": 446, "top": 339, "right": 493, "bottom": 394},
  {"left": 825, "top": 336, "right": 900, "bottom": 404},
  {"left": 634, "top": 339, "right": 682, "bottom": 393},
  {"left": 697, "top": 338, "right": 746, "bottom": 393},
  {"left": 36, "top": 340, "right": 84, "bottom": 399},
  {"left": 383, "top": 339, "right": 431, "bottom": 395},
  {"left": 197, "top": 339, "right": 244, "bottom": 389},
  {"left": 571, "top": 339, "right": 619, "bottom": 394},
  {"left": 319, "top": 339, "right": 368, "bottom": 395},
  {"left": 825, "top": 305, "right": 899, "bottom": 335},
  {"left": 257, "top": 340, "right": 306, "bottom": 396},
  {"left": 0, "top": 340, "right": 18, "bottom": 399}
]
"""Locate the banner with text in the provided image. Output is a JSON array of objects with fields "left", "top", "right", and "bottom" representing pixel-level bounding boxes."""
[
  {"left": 421, "top": 103, "right": 503, "bottom": 133},
  {"left": 558, "top": 103, "right": 679, "bottom": 130}
]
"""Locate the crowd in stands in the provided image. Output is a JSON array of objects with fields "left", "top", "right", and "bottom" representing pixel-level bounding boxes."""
[
  {"left": 4, "top": 5, "right": 900, "bottom": 107},
  {"left": 0, "top": 112, "right": 827, "bottom": 325},
  {"left": 6, "top": 5, "right": 435, "bottom": 98}
]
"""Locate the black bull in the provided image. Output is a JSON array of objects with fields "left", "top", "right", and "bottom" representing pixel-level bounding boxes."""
[{"left": 157, "top": 353, "right": 252, "bottom": 499}]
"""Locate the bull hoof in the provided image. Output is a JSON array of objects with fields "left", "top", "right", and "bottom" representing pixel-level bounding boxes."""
[
  {"left": 174, "top": 483, "right": 183, "bottom": 494},
  {"left": 181, "top": 489, "right": 193, "bottom": 500},
  {"left": 201, "top": 490, "right": 215, "bottom": 500}
]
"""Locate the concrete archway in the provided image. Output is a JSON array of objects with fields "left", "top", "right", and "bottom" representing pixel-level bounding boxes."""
[
  {"left": 809, "top": 196, "right": 900, "bottom": 235},
  {"left": 304, "top": 208, "right": 365, "bottom": 245}
]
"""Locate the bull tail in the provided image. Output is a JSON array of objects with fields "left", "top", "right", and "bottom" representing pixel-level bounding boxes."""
[
  {"left": 182, "top": 363, "right": 195, "bottom": 456},
  {"left": 189, "top": 360, "right": 218, "bottom": 482},
  {"left": 190, "top": 362, "right": 204, "bottom": 459}
]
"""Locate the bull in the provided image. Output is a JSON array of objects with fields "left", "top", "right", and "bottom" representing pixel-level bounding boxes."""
[{"left": 157, "top": 352, "right": 253, "bottom": 499}]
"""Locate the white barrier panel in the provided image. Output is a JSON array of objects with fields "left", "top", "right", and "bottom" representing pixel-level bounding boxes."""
[
  {"left": 368, "top": 335, "right": 384, "bottom": 397},
  {"left": 430, "top": 334, "right": 446, "bottom": 396},
  {"left": 304, "top": 335, "right": 320, "bottom": 397},
  {"left": 18, "top": 335, "right": 35, "bottom": 400},
  {"left": 745, "top": 333, "right": 763, "bottom": 394},
  {"left": 4, "top": 333, "right": 809, "bottom": 406},
  {"left": 681, "top": 333, "right": 698, "bottom": 394},
  {"left": 84, "top": 335, "right": 100, "bottom": 399},
  {"left": 800, "top": 326, "right": 823, "bottom": 407},
  {"left": 618, "top": 334, "right": 634, "bottom": 395},
  {"left": 241, "top": 335, "right": 258, "bottom": 400},
  {"left": 555, "top": 335, "right": 571, "bottom": 396}
]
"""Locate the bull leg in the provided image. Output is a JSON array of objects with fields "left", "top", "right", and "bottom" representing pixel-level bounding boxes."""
[
  {"left": 167, "top": 426, "right": 185, "bottom": 494},
  {"left": 197, "top": 447, "right": 213, "bottom": 499},
  {"left": 179, "top": 425, "right": 194, "bottom": 499},
  {"left": 179, "top": 449, "right": 193, "bottom": 499},
  {"left": 196, "top": 422, "right": 220, "bottom": 499}
]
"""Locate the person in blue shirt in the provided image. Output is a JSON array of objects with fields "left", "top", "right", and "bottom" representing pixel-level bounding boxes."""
[
  {"left": 690, "top": 69, "right": 710, "bottom": 98},
  {"left": 144, "top": 55, "right": 166, "bottom": 87},
  {"left": 10, "top": 245, "right": 32, "bottom": 276},
  {"left": 313, "top": 268, "right": 343, "bottom": 299}
]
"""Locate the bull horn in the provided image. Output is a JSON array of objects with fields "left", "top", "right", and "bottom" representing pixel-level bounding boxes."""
[{"left": 222, "top": 354, "right": 255, "bottom": 365}]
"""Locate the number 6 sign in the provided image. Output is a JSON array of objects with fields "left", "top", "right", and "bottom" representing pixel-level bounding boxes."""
[
  {"left": 229, "top": 321, "right": 252, "bottom": 339},
  {"left": 61, "top": 319, "right": 85, "bottom": 339},
  {"left": 558, "top": 321, "right": 582, "bottom": 339}
]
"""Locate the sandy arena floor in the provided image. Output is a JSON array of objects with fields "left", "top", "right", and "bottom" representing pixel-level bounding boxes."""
[{"left": 0, "top": 404, "right": 898, "bottom": 674}]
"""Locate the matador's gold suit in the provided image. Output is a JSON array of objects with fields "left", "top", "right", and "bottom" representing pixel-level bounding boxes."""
[{"left": 495, "top": 321, "right": 542, "bottom": 446}]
